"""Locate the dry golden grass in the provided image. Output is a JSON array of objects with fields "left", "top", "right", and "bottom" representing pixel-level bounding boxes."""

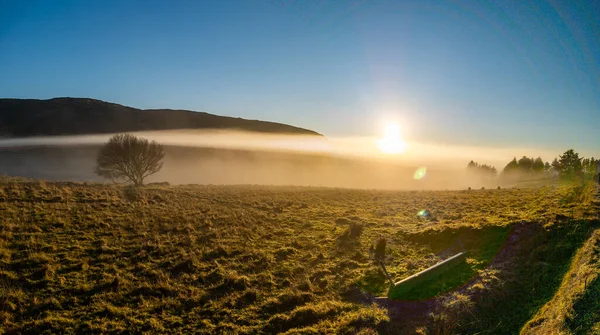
[{"left": 0, "top": 177, "right": 597, "bottom": 334}]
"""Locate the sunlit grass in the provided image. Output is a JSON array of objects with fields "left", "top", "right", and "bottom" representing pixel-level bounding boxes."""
[{"left": 0, "top": 177, "right": 597, "bottom": 334}]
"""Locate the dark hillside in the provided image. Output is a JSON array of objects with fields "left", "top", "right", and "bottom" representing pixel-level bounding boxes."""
[{"left": 0, "top": 98, "right": 321, "bottom": 137}]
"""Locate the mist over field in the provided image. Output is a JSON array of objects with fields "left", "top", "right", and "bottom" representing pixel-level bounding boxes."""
[{"left": 0, "top": 130, "right": 566, "bottom": 189}]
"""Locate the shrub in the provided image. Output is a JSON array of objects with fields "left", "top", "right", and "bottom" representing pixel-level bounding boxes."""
[{"left": 122, "top": 185, "right": 143, "bottom": 202}]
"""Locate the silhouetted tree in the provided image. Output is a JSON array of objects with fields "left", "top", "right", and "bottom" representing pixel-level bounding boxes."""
[
  {"left": 95, "top": 134, "right": 165, "bottom": 185},
  {"left": 557, "top": 149, "right": 582, "bottom": 180},
  {"left": 544, "top": 162, "right": 551, "bottom": 171},
  {"left": 503, "top": 157, "right": 519, "bottom": 173},
  {"left": 532, "top": 157, "right": 545, "bottom": 173},
  {"left": 551, "top": 158, "right": 562, "bottom": 172},
  {"left": 518, "top": 156, "right": 534, "bottom": 173},
  {"left": 582, "top": 157, "right": 598, "bottom": 176}
]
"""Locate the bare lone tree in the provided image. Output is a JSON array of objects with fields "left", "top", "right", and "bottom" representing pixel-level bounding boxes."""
[{"left": 95, "top": 134, "right": 165, "bottom": 186}]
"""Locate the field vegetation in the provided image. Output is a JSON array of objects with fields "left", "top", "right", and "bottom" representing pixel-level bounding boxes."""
[{"left": 0, "top": 176, "right": 598, "bottom": 334}]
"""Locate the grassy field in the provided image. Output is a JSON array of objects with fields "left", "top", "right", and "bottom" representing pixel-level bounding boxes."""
[{"left": 0, "top": 177, "right": 598, "bottom": 334}]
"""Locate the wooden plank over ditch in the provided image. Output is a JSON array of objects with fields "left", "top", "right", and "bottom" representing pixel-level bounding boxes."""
[{"left": 387, "top": 251, "right": 467, "bottom": 300}]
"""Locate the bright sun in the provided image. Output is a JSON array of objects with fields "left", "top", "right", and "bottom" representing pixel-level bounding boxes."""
[{"left": 377, "top": 123, "right": 407, "bottom": 154}]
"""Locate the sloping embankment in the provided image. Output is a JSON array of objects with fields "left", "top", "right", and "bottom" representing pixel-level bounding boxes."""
[
  {"left": 422, "top": 183, "right": 600, "bottom": 334},
  {"left": 521, "top": 190, "right": 600, "bottom": 335}
]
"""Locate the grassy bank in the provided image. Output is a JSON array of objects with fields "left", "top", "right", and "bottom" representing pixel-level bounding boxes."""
[
  {"left": 428, "top": 182, "right": 599, "bottom": 335},
  {"left": 521, "top": 186, "right": 600, "bottom": 335}
]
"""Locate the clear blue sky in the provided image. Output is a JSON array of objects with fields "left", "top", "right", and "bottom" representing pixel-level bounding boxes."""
[{"left": 1, "top": 0, "right": 599, "bottom": 152}]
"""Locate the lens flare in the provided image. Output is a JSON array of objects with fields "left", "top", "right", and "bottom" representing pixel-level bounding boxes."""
[
  {"left": 413, "top": 167, "right": 427, "bottom": 180},
  {"left": 417, "top": 209, "right": 431, "bottom": 218}
]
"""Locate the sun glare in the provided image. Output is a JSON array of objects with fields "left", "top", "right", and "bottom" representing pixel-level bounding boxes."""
[{"left": 377, "top": 123, "right": 407, "bottom": 154}]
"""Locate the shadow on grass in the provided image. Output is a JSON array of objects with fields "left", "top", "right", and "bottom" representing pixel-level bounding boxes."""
[
  {"left": 450, "top": 219, "right": 597, "bottom": 334},
  {"left": 388, "top": 225, "right": 511, "bottom": 300},
  {"left": 357, "top": 266, "right": 388, "bottom": 295}
]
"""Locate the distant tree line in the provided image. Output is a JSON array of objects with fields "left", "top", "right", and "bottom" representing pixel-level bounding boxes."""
[
  {"left": 502, "top": 156, "right": 548, "bottom": 176},
  {"left": 467, "top": 161, "right": 497, "bottom": 176},
  {"left": 466, "top": 160, "right": 498, "bottom": 186},
  {"left": 468, "top": 149, "right": 598, "bottom": 184}
]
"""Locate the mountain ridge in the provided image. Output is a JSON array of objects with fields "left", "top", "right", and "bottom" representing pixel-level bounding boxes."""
[{"left": 0, "top": 97, "right": 322, "bottom": 137}]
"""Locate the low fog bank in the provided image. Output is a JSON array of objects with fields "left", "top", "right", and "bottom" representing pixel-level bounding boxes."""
[
  {"left": 0, "top": 130, "right": 557, "bottom": 190},
  {"left": 0, "top": 145, "right": 479, "bottom": 190}
]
